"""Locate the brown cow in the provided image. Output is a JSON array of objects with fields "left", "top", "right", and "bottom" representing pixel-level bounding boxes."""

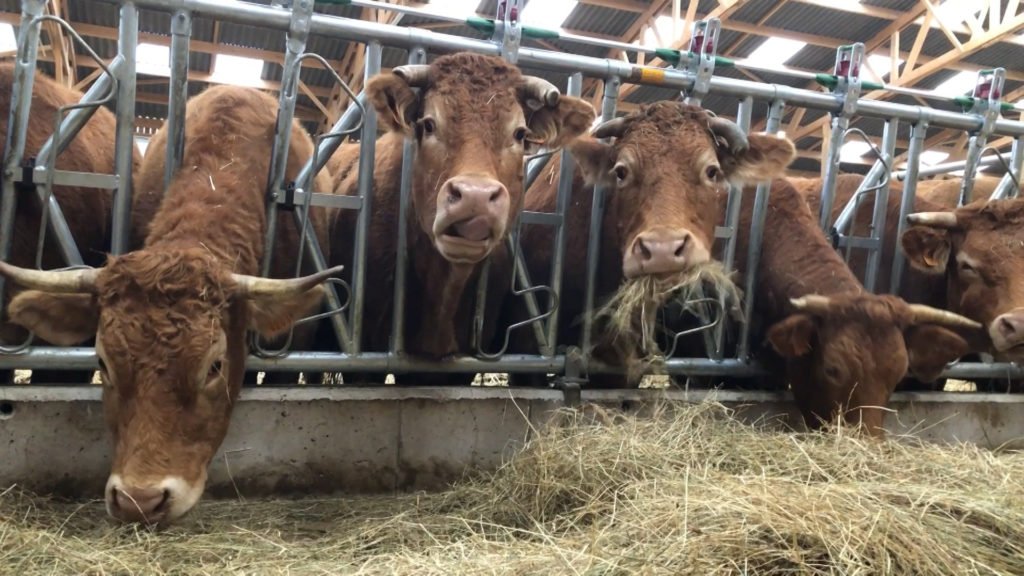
[
  {"left": 736, "top": 180, "right": 978, "bottom": 436},
  {"left": 0, "top": 85, "right": 338, "bottom": 525},
  {"left": 329, "top": 52, "right": 594, "bottom": 384},
  {"left": 503, "top": 101, "right": 795, "bottom": 387},
  {"left": 0, "top": 63, "right": 148, "bottom": 386}
]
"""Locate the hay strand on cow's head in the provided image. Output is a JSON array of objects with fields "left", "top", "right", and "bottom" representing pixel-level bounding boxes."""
[
  {"left": 590, "top": 261, "right": 743, "bottom": 379},
  {"left": 3, "top": 399, "right": 1023, "bottom": 575}
]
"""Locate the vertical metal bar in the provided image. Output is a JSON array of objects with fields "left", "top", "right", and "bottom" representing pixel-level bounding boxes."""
[
  {"left": 958, "top": 133, "right": 986, "bottom": 206},
  {"left": 0, "top": 0, "right": 46, "bottom": 315},
  {"left": 294, "top": 91, "right": 366, "bottom": 188},
  {"left": 260, "top": 0, "right": 312, "bottom": 276},
  {"left": 164, "top": 9, "right": 191, "bottom": 190},
  {"left": 862, "top": 118, "right": 898, "bottom": 292},
  {"left": 542, "top": 71, "right": 583, "bottom": 357},
  {"left": 111, "top": 2, "right": 137, "bottom": 256},
  {"left": 737, "top": 100, "right": 784, "bottom": 360},
  {"left": 817, "top": 115, "right": 850, "bottom": 232},
  {"left": 349, "top": 41, "right": 381, "bottom": 355},
  {"left": 889, "top": 120, "right": 928, "bottom": 295},
  {"left": 390, "top": 46, "right": 426, "bottom": 356},
  {"left": 580, "top": 76, "right": 619, "bottom": 367},
  {"left": 710, "top": 96, "right": 752, "bottom": 359}
]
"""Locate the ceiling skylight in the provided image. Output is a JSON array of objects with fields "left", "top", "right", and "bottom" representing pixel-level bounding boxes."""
[
  {"left": 425, "top": 0, "right": 480, "bottom": 20},
  {"left": 933, "top": 70, "right": 976, "bottom": 96},
  {"left": 520, "top": 0, "right": 578, "bottom": 29},
  {"left": 210, "top": 54, "right": 265, "bottom": 88},
  {"left": 136, "top": 42, "right": 170, "bottom": 77},
  {"left": 0, "top": 24, "right": 16, "bottom": 53},
  {"left": 744, "top": 37, "right": 806, "bottom": 69},
  {"left": 642, "top": 15, "right": 675, "bottom": 48},
  {"left": 839, "top": 140, "right": 872, "bottom": 163},
  {"left": 865, "top": 53, "right": 903, "bottom": 83},
  {"left": 920, "top": 150, "right": 950, "bottom": 166},
  {"left": 937, "top": 0, "right": 984, "bottom": 24}
]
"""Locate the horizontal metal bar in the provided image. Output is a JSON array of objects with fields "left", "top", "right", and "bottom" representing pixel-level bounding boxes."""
[
  {"left": 274, "top": 189, "right": 361, "bottom": 210},
  {"left": 10, "top": 167, "right": 119, "bottom": 190},
  {"left": 894, "top": 154, "right": 1003, "bottom": 181},
  {"left": 519, "top": 211, "right": 562, "bottom": 227},
  {"left": 835, "top": 237, "right": 880, "bottom": 249},
  {"left": 94, "top": 0, "right": 1024, "bottom": 138}
]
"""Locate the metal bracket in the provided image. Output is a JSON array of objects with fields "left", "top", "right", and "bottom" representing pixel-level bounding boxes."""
[
  {"left": 494, "top": 0, "right": 522, "bottom": 64},
  {"left": 15, "top": 157, "right": 35, "bottom": 194},
  {"left": 682, "top": 18, "right": 719, "bottom": 105},
  {"left": 281, "top": 181, "right": 297, "bottom": 210},
  {"left": 832, "top": 43, "right": 864, "bottom": 117},
  {"left": 957, "top": 68, "right": 1005, "bottom": 206},
  {"left": 554, "top": 346, "right": 586, "bottom": 407}
]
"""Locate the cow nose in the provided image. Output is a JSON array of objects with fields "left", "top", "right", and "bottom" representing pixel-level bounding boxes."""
[
  {"left": 992, "top": 311, "right": 1024, "bottom": 351},
  {"left": 110, "top": 485, "right": 170, "bottom": 524},
  {"left": 624, "top": 230, "right": 696, "bottom": 278},
  {"left": 446, "top": 176, "right": 507, "bottom": 209}
]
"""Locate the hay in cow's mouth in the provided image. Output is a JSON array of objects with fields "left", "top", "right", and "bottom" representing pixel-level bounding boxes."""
[
  {"left": 590, "top": 261, "right": 743, "bottom": 378},
  {"left": 3, "top": 399, "right": 1023, "bottom": 575}
]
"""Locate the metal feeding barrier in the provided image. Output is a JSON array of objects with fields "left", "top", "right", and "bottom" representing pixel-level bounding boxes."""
[{"left": 1, "top": 0, "right": 1024, "bottom": 386}]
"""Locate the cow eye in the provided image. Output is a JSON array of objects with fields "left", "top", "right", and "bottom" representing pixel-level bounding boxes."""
[
  {"left": 825, "top": 366, "right": 841, "bottom": 380},
  {"left": 421, "top": 117, "right": 436, "bottom": 135},
  {"left": 513, "top": 127, "right": 528, "bottom": 143},
  {"left": 705, "top": 165, "right": 721, "bottom": 181},
  {"left": 613, "top": 163, "right": 629, "bottom": 185},
  {"left": 958, "top": 261, "right": 978, "bottom": 276},
  {"left": 208, "top": 360, "right": 223, "bottom": 379}
]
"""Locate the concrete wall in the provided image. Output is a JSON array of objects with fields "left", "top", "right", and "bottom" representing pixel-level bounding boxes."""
[{"left": 2, "top": 386, "right": 1023, "bottom": 498}]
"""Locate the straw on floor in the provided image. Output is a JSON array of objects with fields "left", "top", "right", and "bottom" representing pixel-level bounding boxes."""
[{"left": 2, "top": 400, "right": 1022, "bottom": 575}]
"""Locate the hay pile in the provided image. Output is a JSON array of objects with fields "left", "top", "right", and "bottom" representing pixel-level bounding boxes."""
[{"left": 3, "top": 401, "right": 1023, "bottom": 575}]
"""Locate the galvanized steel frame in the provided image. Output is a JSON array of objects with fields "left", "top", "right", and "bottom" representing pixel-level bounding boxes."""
[{"left": 2, "top": 0, "right": 1024, "bottom": 383}]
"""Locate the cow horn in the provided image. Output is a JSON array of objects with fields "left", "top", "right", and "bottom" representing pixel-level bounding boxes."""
[
  {"left": 593, "top": 117, "right": 628, "bottom": 140},
  {"left": 789, "top": 295, "right": 832, "bottom": 315},
  {"left": 709, "top": 117, "right": 749, "bottom": 156},
  {"left": 520, "top": 76, "right": 561, "bottom": 108},
  {"left": 0, "top": 261, "right": 98, "bottom": 293},
  {"left": 392, "top": 65, "right": 431, "bottom": 88},
  {"left": 907, "top": 304, "right": 982, "bottom": 330},
  {"left": 232, "top": 265, "right": 345, "bottom": 298},
  {"left": 906, "top": 211, "right": 959, "bottom": 229}
]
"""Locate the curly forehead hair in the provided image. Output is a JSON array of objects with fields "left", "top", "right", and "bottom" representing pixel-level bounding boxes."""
[
  {"left": 426, "top": 52, "right": 524, "bottom": 96},
  {"left": 96, "top": 248, "right": 234, "bottom": 309},
  {"left": 960, "top": 198, "right": 1024, "bottom": 230}
]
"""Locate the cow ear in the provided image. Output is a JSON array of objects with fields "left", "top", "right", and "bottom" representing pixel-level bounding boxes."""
[
  {"left": 8, "top": 291, "right": 99, "bottom": 346},
  {"left": 767, "top": 314, "right": 817, "bottom": 358},
  {"left": 722, "top": 133, "right": 796, "bottom": 185},
  {"left": 245, "top": 285, "right": 327, "bottom": 338},
  {"left": 366, "top": 73, "right": 418, "bottom": 136},
  {"left": 524, "top": 96, "right": 596, "bottom": 151},
  {"left": 900, "top": 225, "right": 951, "bottom": 274},
  {"left": 903, "top": 324, "right": 969, "bottom": 382},
  {"left": 567, "top": 137, "right": 615, "bottom": 187}
]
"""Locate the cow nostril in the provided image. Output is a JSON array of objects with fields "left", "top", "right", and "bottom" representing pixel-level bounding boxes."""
[
  {"left": 488, "top": 188, "right": 503, "bottom": 203},
  {"left": 155, "top": 489, "right": 171, "bottom": 513},
  {"left": 1000, "top": 317, "right": 1018, "bottom": 337},
  {"left": 674, "top": 236, "right": 689, "bottom": 258},
  {"left": 636, "top": 238, "right": 652, "bottom": 261}
]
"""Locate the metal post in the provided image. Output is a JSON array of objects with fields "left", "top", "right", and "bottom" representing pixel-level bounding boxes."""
[
  {"left": 992, "top": 136, "right": 1024, "bottom": 200},
  {"left": 36, "top": 57, "right": 121, "bottom": 161},
  {"left": 0, "top": 0, "right": 46, "bottom": 315},
  {"left": 862, "top": 118, "right": 898, "bottom": 292},
  {"left": 164, "top": 9, "right": 191, "bottom": 189},
  {"left": 543, "top": 72, "right": 583, "bottom": 357},
  {"left": 294, "top": 91, "right": 366, "bottom": 188},
  {"left": 111, "top": 1, "right": 137, "bottom": 255},
  {"left": 818, "top": 115, "right": 849, "bottom": 231},
  {"left": 890, "top": 120, "right": 929, "bottom": 295},
  {"left": 349, "top": 41, "right": 382, "bottom": 354},
  {"left": 580, "top": 76, "right": 619, "bottom": 368},
  {"left": 737, "top": 100, "right": 784, "bottom": 360},
  {"left": 260, "top": 0, "right": 312, "bottom": 277},
  {"left": 390, "top": 46, "right": 426, "bottom": 356},
  {"left": 710, "top": 96, "right": 752, "bottom": 359},
  {"left": 958, "top": 68, "right": 1004, "bottom": 206}
]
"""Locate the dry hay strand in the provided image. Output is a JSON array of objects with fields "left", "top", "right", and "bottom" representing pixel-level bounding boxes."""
[
  {"left": 3, "top": 400, "right": 1024, "bottom": 575},
  {"left": 591, "top": 261, "right": 743, "bottom": 379}
]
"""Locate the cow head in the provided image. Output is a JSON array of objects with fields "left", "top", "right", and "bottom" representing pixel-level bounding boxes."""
[
  {"left": 901, "top": 199, "right": 1024, "bottom": 362},
  {"left": 0, "top": 254, "right": 339, "bottom": 525},
  {"left": 366, "top": 52, "right": 594, "bottom": 265},
  {"left": 570, "top": 102, "right": 795, "bottom": 280},
  {"left": 767, "top": 293, "right": 977, "bottom": 436}
]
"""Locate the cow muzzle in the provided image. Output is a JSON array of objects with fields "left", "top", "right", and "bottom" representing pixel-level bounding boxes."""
[
  {"left": 433, "top": 175, "right": 510, "bottom": 264},
  {"left": 105, "top": 473, "right": 205, "bottom": 526},
  {"left": 623, "top": 228, "right": 710, "bottom": 280},
  {"left": 989, "top": 308, "right": 1024, "bottom": 357}
]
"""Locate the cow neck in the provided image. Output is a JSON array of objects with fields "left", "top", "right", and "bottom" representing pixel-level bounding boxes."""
[
  {"left": 145, "top": 168, "right": 266, "bottom": 276},
  {"left": 406, "top": 216, "right": 478, "bottom": 357}
]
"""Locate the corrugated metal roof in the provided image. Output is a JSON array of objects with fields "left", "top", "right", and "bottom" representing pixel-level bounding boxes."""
[
  {"left": 563, "top": 4, "right": 636, "bottom": 38},
  {"left": 765, "top": 3, "right": 888, "bottom": 43}
]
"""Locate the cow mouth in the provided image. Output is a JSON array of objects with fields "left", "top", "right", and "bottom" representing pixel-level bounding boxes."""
[{"left": 435, "top": 216, "right": 496, "bottom": 263}]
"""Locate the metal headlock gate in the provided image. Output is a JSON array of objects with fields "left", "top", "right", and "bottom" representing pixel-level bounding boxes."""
[{"left": 2, "top": 0, "right": 1024, "bottom": 387}]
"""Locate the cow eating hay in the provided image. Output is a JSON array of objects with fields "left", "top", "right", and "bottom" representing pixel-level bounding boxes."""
[{"left": 2, "top": 400, "right": 1022, "bottom": 575}]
